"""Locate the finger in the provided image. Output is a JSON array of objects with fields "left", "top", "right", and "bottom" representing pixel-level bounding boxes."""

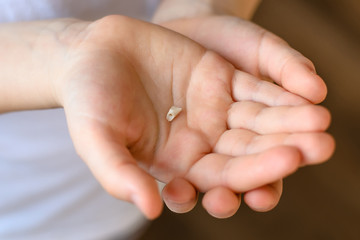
[
  {"left": 162, "top": 178, "right": 198, "bottom": 214},
  {"left": 227, "top": 101, "right": 331, "bottom": 134},
  {"left": 214, "top": 129, "right": 335, "bottom": 165},
  {"left": 202, "top": 186, "right": 241, "bottom": 219},
  {"left": 87, "top": 145, "right": 162, "bottom": 219},
  {"left": 256, "top": 32, "right": 327, "bottom": 103},
  {"left": 173, "top": 16, "right": 327, "bottom": 103},
  {"left": 186, "top": 146, "right": 300, "bottom": 193},
  {"left": 232, "top": 70, "right": 309, "bottom": 106},
  {"left": 71, "top": 123, "right": 163, "bottom": 219},
  {"left": 243, "top": 180, "right": 283, "bottom": 212}
]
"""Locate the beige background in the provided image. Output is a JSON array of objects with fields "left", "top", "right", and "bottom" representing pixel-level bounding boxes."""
[{"left": 140, "top": 0, "right": 360, "bottom": 239}]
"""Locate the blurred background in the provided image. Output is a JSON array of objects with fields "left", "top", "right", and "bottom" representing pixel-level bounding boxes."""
[{"left": 140, "top": 0, "right": 360, "bottom": 239}]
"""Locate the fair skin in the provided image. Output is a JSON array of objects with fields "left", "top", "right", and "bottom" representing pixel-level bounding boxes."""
[
  {"left": 156, "top": 0, "right": 331, "bottom": 217},
  {"left": 0, "top": 2, "right": 334, "bottom": 220}
]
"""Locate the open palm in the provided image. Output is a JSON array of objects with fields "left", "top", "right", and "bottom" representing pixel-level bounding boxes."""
[
  {"left": 57, "top": 16, "right": 334, "bottom": 219},
  {"left": 159, "top": 15, "right": 336, "bottom": 217}
]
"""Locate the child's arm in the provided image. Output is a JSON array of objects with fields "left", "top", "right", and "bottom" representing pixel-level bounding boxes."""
[{"left": 0, "top": 19, "right": 83, "bottom": 112}]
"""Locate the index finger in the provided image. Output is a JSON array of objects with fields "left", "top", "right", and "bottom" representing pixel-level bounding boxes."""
[{"left": 257, "top": 32, "right": 327, "bottom": 103}]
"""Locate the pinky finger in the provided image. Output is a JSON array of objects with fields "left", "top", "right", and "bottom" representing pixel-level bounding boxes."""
[
  {"left": 202, "top": 186, "right": 241, "bottom": 219},
  {"left": 243, "top": 180, "right": 283, "bottom": 212}
]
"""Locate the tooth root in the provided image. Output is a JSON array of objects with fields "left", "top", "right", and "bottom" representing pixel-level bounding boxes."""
[{"left": 166, "top": 106, "right": 182, "bottom": 122}]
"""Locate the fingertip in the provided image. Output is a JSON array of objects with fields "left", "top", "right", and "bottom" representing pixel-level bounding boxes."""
[
  {"left": 244, "top": 181, "right": 283, "bottom": 212},
  {"left": 299, "top": 104, "right": 332, "bottom": 132},
  {"left": 303, "top": 132, "right": 336, "bottom": 166},
  {"left": 322, "top": 133, "right": 336, "bottom": 162},
  {"left": 202, "top": 187, "right": 241, "bottom": 219},
  {"left": 309, "top": 73, "right": 328, "bottom": 104},
  {"left": 80, "top": 132, "right": 164, "bottom": 219},
  {"left": 282, "top": 63, "right": 328, "bottom": 104},
  {"left": 259, "top": 35, "right": 327, "bottom": 104},
  {"left": 99, "top": 163, "right": 163, "bottom": 220},
  {"left": 263, "top": 146, "right": 301, "bottom": 176},
  {"left": 285, "top": 132, "right": 335, "bottom": 166},
  {"left": 224, "top": 146, "right": 301, "bottom": 193},
  {"left": 129, "top": 170, "right": 164, "bottom": 220},
  {"left": 162, "top": 178, "right": 198, "bottom": 214},
  {"left": 133, "top": 190, "right": 163, "bottom": 220},
  {"left": 298, "top": 70, "right": 328, "bottom": 104},
  {"left": 314, "top": 105, "right": 332, "bottom": 131}
]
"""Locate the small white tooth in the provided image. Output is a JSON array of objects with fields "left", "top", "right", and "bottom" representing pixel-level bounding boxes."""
[{"left": 166, "top": 106, "right": 182, "bottom": 122}]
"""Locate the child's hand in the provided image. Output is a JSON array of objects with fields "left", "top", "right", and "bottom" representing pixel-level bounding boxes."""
[
  {"left": 158, "top": 15, "right": 327, "bottom": 104},
  {"left": 54, "top": 16, "right": 334, "bottom": 219},
  {"left": 156, "top": 14, "right": 333, "bottom": 216}
]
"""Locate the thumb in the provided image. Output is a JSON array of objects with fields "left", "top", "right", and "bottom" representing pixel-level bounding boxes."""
[
  {"left": 98, "top": 158, "right": 164, "bottom": 220},
  {"left": 73, "top": 128, "right": 163, "bottom": 219}
]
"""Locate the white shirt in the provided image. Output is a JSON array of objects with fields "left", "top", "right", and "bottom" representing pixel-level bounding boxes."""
[
  {"left": 0, "top": 0, "right": 159, "bottom": 22},
  {"left": 0, "top": 1, "right": 160, "bottom": 239}
]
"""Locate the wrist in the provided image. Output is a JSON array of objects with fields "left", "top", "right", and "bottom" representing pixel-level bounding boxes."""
[
  {"left": 153, "top": 0, "right": 261, "bottom": 23},
  {"left": 0, "top": 19, "right": 90, "bottom": 112},
  {"left": 44, "top": 19, "right": 91, "bottom": 107},
  {"left": 153, "top": 0, "right": 217, "bottom": 23},
  {"left": 212, "top": 0, "right": 261, "bottom": 20}
]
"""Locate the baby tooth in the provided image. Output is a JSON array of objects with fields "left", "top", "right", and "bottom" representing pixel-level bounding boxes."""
[{"left": 166, "top": 106, "right": 182, "bottom": 122}]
